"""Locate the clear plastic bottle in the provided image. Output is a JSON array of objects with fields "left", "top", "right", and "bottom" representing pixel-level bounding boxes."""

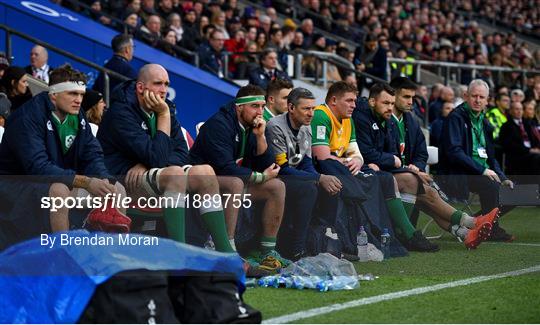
[
  {"left": 380, "top": 228, "right": 391, "bottom": 259},
  {"left": 316, "top": 277, "right": 357, "bottom": 292},
  {"left": 204, "top": 235, "right": 215, "bottom": 250},
  {"left": 356, "top": 225, "right": 369, "bottom": 262}
]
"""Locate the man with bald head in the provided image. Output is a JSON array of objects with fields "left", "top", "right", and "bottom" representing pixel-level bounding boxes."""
[
  {"left": 429, "top": 86, "right": 454, "bottom": 123},
  {"left": 98, "top": 64, "right": 236, "bottom": 253},
  {"left": 440, "top": 79, "right": 515, "bottom": 242},
  {"left": 25, "top": 45, "right": 51, "bottom": 84}
]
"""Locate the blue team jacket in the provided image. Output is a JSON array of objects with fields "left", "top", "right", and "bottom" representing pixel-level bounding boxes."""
[
  {"left": 97, "top": 81, "right": 189, "bottom": 176},
  {"left": 0, "top": 91, "right": 110, "bottom": 185},
  {"left": 188, "top": 102, "right": 274, "bottom": 176}
]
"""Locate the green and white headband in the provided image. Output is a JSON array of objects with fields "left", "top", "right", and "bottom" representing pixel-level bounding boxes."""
[
  {"left": 49, "top": 81, "right": 86, "bottom": 94},
  {"left": 235, "top": 95, "right": 265, "bottom": 105}
]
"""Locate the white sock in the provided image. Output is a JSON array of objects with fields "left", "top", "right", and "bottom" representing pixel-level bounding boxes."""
[
  {"left": 451, "top": 224, "right": 469, "bottom": 240},
  {"left": 460, "top": 213, "right": 476, "bottom": 229},
  {"left": 229, "top": 238, "right": 237, "bottom": 251}
]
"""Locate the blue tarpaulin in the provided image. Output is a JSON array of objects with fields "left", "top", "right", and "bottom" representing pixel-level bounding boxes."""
[{"left": 0, "top": 230, "right": 245, "bottom": 323}]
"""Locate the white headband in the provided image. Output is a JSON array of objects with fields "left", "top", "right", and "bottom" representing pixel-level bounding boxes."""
[{"left": 48, "top": 81, "right": 86, "bottom": 94}]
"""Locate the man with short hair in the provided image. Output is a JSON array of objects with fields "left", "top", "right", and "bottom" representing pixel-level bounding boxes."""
[
  {"left": 98, "top": 64, "right": 235, "bottom": 254},
  {"left": 93, "top": 34, "right": 137, "bottom": 95},
  {"left": 263, "top": 79, "right": 293, "bottom": 121},
  {"left": 140, "top": 14, "right": 162, "bottom": 46},
  {"left": 429, "top": 86, "right": 454, "bottom": 123},
  {"left": 266, "top": 87, "right": 342, "bottom": 259},
  {"left": 315, "top": 81, "right": 437, "bottom": 252},
  {"left": 440, "top": 79, "right": 515, "bottom": 241},
  {"left": 248, "top": 48, "right": 291, "bottom": 90},
  {"left": 25, "top": 45, "right": 51, "bottom": 84},
  {"left": 0, "top": 64, "right": 126, "bottom": 247},
  {"left": 486, "top": 93, "right": 510, "bottom": 140},
  {"left": 198, "top": 29, "right": 226, "bottom": 78},
  {"left": 189, "top": 84, "right": 290, "bottom": 269}
]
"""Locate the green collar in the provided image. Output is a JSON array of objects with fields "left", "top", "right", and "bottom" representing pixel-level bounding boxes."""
[{"left": 464, "top": 103, "right": 484, "bottom": 123}]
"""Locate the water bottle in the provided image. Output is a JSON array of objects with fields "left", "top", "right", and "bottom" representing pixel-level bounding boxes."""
[
  {"left": 380, "top": 228, "right": 391, "bottom": 259},
  {"left": 356, "top": 225, "right": 369, "bottom": 262},
  {"left": 204, "top": 235, "right": 215, "bottom": 250},
  {"left": 316, "top": 277, "right": 356, "bottom": 292}
]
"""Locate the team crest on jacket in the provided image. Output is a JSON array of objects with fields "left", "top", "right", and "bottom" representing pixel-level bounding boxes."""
[
  {"left": 372, "top": 123, "right": 379, "bottom": 130},
  {"left": 81, "top": 119, "right": 86, "bottom": 130},
  {"left": 141, "top": 121, "right": 148, "bottom": 130},
  {"left": 47, "top": 120, "right": 53, "bottom": 131},
  {"left": 65, "top": 135, "right": 75, "bottom": 148}
]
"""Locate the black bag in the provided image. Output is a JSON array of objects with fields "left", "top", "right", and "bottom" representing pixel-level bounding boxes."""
[
  {"left": 79, "top": 270, "right": 262, "bottom": 324},
  {"left": 78, "top": 270, "right": 179, "bottom": 324},
  {"left": 169, "top": 273, "right": 262, "bottom": 324}
]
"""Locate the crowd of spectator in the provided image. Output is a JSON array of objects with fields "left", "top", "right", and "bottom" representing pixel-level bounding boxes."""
[
  {"left": 455, "top": 0, "right": 540, "bottom": 37},
  {"left": 54, "top": 0, "right": 539, "bottom": 89}
]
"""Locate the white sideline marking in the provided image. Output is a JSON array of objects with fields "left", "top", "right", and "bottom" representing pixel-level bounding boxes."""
[
  {"left": 438, "top": 240, "right": 540, "bottom": 247},
  {"left": 263, "top": 264, "right": 540, "bottom": 324},
  {"left": 484, "top": 242, "right": 540, "bottom": 247}
]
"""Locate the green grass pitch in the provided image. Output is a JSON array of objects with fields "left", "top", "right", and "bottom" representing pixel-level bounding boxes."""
[{"left": 244, "top": 206, "right": 540, "bottom": 323}]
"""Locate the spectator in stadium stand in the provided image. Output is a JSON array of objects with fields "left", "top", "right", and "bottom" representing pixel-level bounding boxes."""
[
  {"left": 25, "top": 45, "right": 51, "bottom": 84},
  {"left": 0, "top": 64, "right": 126, "bottom": 244},
  {"left": 224, "top": 29, "right": 247, "bottom": 79},
  {"left": 454, "top": 85, "right": 468, "bottom": 108},
  {"left": 167, "top": 13, "right": 183, "bottom": 43},
  {"left": 240, "top": 41, "right": 260, "bottom": 79},
  {"left": 353, "top": 33, "right": 387, "bottom": 89},
  {"left": 188, "top": 84, "right": 291, "bottom": 271},
  {"left": 525, "top": 81, "right": 540, "bottom": 102},
  {"left": 439, "top": 79, "right": 515, "bottom": 242},
  {"left": 139, "top": 14, "right": 162, "bottom": 46},
  {"left": 486, "top": 93, "right": 511, "bottom": 140},
  {"left": 227, "top": 16, "right": 243, "bottom": 37},
  {"left": 263, "top": 79, "right": 293, "bottom": 121},
  {"left": 266, "top": 28, "right": 288, "bottom": 73},
  {"left": 179, "top": 9, "right": 202, "bottom": 52},
  {"left": 0, "top": 93, "right": 10, "bottom": 142},
  {"left": 139, "top": 0, "right": 158, "bottom": 24},
  {"left": 499, "top": 100, "right": 540, "bottom": 177},
  {"left": 290, "top": 31, "right": 304, "bottom": 51},
  {"left": 0, "top": 53, "right": 9, "bottom": 79},
  {"left": 211, "top": 10, "right": 230, "bottom": 40},
  {"left": 259, "top": 15, "right": 272, "bottom": 36},
  {"left": 93, "top": 34, "right": 137, "bottom": 95},
  {"left": 256, "top": 31, "right": 267, "bottom": 50},
  {"left": 157, "top": 29, "right": 184, "bottom": 58},
  {"left": 97, "top": 63, "right": 238, "bottom": 256},
  {"left": 248, "top": 48, "right": 292, "bottom": 90},
  {"left": 122, "top": 10, "right": 141, "bottom": 31},
  {"left": 86, "top": 0, "right": 113, "bottom": 27},
  {"left": 126, "top": 0, "right": 142, "bottom": 17},
  {"left": 523, "top": 99, "right": 540, "bottom": 133},
  {"left": 198, "top": 29, "right": 227, "bottom": 78},
  {"left": 511, "top": 88, "right": 525, "bottom": 103},
  {"left": 0, "top": 66, "right": 32, "bottom": 112},
  {"left": 430, "top": 101, "right": 454, "bottom": 150},
  {"left": 300, "top": 18, "right": 314, "bottom": 49},
  {"left": 429, "top": 86, "right": 454, "bottom": 123},
  {"left": 156, "top": 0, "right": 176, "bottom": 21},
  {"left": 81, "top": 89, "right": 105, "bottom": 136}
]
